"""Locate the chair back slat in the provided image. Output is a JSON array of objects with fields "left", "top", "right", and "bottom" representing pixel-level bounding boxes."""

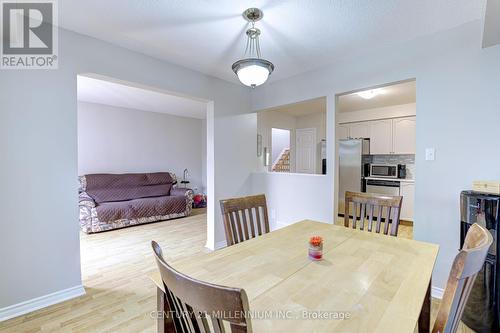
[
  {"left": 227, "top": 213, "right": 237, "bottom": 245},
  {"left": 390, "top": 207, "right": 401, "bottom": 236},
  {"left": 376, "top": 205, "right": 383, "bottom": 233},
  {"left": 432, "top": 223, "right": 493, "bottom": 333},
  {"left": 262, "top": 206, "right": 270, "bottom": 234},
  {"left": 247, "top": 208, "right": 256, "bottom": 238},
  {"left": 352, "top": 202, "right": 358, "bottom": 229},
  {"left": 344, "top": 191, "right": 403, "bottom": 236},
  {"left": 152, "top": 241, "right": 252, "bottom": 333},
  {"left": 241, "top": 210, "right": 250, "bottom": 240},
  {"left": 255, "top": 206, "right": 263, "bottom": 236},
  {"left": 220, "top": 194, "right": 270, "bottom": 246},
  {"left": 383, "top": 207, "right": 391, "bottom": 235},
  {"left": 359, "top": 203, "right": 366, "bottom": 230},
  {"left": 234, "top": 211, "right": 244, "bottom": 243},
  {"left": 367, "top": 205, "right": 374, "bottom": 232},
  {"left": 194, "top": 312, "right": 210, "bottom": 333},
  {"left": 211, "top": 316, "right": 225, "bottom": 333}
]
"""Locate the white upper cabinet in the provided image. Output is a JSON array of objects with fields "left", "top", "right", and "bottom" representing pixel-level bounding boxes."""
[
  {"left": 338, "top": 116, "right": 416, "bottom": 154},
  {"left": 337, "top": 124, "right": 350, "bottom": 140},
  {"left": 393, "top": 117, "right": 416, "bottom": 154},
  {"left": 348, "top": 122, "right": 371, "bottom": 139},
  {"left": 369, "top": 120, "right": 393, "bottom": 154}
]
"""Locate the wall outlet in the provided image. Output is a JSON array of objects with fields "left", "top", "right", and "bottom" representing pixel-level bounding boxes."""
[{"left": 425, "top": 148, "right": 435, "bottom": 161}]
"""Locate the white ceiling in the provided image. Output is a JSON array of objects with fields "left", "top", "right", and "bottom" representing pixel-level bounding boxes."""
[
  {"left": 77, "top": 76, "right": 207, "bottom": 119},
  {"left": 261, "top": 97, "right": 326, "bottom": 117},
  {"left": 61, "top": 1, "right": 486, "bottom": 84},
  {"left": 337, "top": 80, "right": 416, "bottom": 112}
]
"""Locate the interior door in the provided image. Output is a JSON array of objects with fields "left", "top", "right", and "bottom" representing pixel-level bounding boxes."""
[{"left": 296, "top": 128, "right": 317, "bottom": 174}]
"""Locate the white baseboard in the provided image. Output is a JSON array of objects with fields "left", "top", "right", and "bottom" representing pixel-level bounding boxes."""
[
  {"left": 431, "top": 286, "right": 444, "bottom": 299},
  {"left": 0, "top": 285, "right": 85, "bottom": 322},
  {"left": 275, "top": 221, "right": 289, "bottom": 230},
  {"left": 214, "top": 240, "right": 227, "bottom": 250}
]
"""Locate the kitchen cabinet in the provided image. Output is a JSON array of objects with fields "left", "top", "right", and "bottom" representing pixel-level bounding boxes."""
[
  {"left": 348, "top": 122, "right": 370, "bottom": 139},
  {"left": 337, "top": 124, "right": 350, "bottom": 140},
  {"left": 393, "top": 117, "right": 416, "bottom": 154},
  {"left": 400, "top": 182, "right": 415, "bottom": 221},
  {"left": 338, "top": 116, "right": 416, "bottom": 155},
  {"left": 369, "top": 120, "right": 393, "bottom": 154}
]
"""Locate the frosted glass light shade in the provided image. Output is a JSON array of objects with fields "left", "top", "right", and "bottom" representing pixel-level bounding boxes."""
[{"left": 232, "top": 58, "right": 274, "bottom": 88}]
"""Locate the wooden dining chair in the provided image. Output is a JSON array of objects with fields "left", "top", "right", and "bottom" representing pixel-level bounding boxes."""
[
  {"left": 344, "top": 191, "right": 403, "bottom": 236},
  {"left": 220, "top": 194, "right": 270, "bottom": 246},
  {"left": 431, "top": 223, "right": 493, "bottom": 333},
  {"left": 151, "top": 241, "right": 252, "bottom": 333}
]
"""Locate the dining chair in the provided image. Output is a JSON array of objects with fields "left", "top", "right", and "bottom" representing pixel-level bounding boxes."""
[
  {"left": 344, "top": 191, "right": 403, "bottom": 236},
  {"left": 431, "top": 223, "right": 493, "bottom": 333},
  {"left": 220, "top": 194, "right": 270, "bottom": 246},
  {"left": 151, "top": 241, "right": 252, "bottom": 333}
]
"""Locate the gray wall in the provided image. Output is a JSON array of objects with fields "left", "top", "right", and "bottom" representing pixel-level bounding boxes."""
[
  {"left": 77, "top": 102, "right": 205, "bottom": 192},
  {"left": 2, "top": 17, "right": 499, "bottom": 312},
  {"left": 250, "top": 21, "right": 500, "bottom": 291},
  {"left": 0, "top": 28, "right": 253, "bottom": 309}
]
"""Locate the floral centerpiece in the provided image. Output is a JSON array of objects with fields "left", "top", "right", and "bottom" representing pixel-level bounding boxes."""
[{"left": 308, "top": 236, "right": 323, "bottom": 260}]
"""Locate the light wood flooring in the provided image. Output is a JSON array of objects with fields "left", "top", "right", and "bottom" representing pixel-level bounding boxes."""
[{"left": 1, "top": 211, "right": 474, "bottom": 332}]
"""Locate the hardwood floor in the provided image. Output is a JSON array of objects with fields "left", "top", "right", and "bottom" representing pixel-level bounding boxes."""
[
  {"left": 0, "top": 209, "right": 208, "bottom": 333},
  {"left": 334, "top": 216, "right": 413, "bottom": 239},
  {"left": 0, "top": 212, "right": 474, "bottom": 332}
]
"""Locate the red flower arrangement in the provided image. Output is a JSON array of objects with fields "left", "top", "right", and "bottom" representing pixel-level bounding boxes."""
[
  {"left": 309, "top": 236, "right": 323, "bottom": 247},
  {"left": 308, "top": 236, "right": 323, "bottom": 260}
]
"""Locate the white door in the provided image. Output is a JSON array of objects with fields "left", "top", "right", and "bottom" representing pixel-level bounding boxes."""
[
  {"left": 337, "top": 124, "right": 349, "bottom": 140},
  {"left": 369, "top": 120, "right": 393, "bottom": 154},
  {"left": 296, "top": 128, "right": 317, "bottom": 174},
  {"left": 349, "top": 122, "right": 370, "bottom": 139},
  {"left": 393, "top": 117, "right": 416, "bottom": 154}
]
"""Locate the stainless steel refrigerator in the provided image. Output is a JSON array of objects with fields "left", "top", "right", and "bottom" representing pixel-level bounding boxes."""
[{"left": 338, "top": 139, "right": 370, "bottom": 214}]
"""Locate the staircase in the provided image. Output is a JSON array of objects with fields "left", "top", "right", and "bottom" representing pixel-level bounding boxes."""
[{"left": 272, "top": 149, "right": 290, "bottom": 172}]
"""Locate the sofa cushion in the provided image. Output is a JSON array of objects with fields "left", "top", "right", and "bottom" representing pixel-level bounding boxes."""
[
  {"left": 85, "top": 173, "right": 174, "bottom": 203},
  {"left": 95, "top": 195, "right": 187, "bottom": 222}
]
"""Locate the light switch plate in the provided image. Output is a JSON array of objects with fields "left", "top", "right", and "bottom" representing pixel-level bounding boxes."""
[
  {"left": 425, "top": 148, "right": 435, "bottom": 161},
  {"left": 270, "top": 209, "right": 276, "bottom": 219}
]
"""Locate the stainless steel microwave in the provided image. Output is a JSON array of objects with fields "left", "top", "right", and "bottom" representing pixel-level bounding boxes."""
[{"left": 370, "top": 164, "right": 398, "bottom": 178}]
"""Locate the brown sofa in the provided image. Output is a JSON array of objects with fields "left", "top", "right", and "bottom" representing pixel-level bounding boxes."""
[{"left": 78, "top": 172, "right": 193, "bottom": 233}]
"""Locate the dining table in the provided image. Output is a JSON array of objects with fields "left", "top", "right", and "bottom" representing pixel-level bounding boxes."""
[{"left": 149, "top": 220, "right": 439, "bottom": 333}]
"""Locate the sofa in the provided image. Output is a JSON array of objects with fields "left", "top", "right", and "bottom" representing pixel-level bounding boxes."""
[{"left": 78, "top": 172, "right": 193, "bottom": 233}]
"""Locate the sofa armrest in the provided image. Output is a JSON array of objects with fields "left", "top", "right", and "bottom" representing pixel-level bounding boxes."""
[
  {"left": 170, "top": 187, "right": 193, "bottom": 197},
  {"left": 79, "top": 191, "right": 96, "bottom": 208},
  {"left": 170, "top": 187, "right": 194, "bottom": 215}
]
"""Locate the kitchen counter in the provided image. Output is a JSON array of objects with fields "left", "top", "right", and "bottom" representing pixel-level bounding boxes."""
[{"left": 365, "top": 176, "right": 415, "bottom": 183}]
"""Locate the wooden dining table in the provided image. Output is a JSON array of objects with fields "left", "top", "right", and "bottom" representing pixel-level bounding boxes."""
[{"left": 149, "top": 220, "right": 439, "bottom": 333}]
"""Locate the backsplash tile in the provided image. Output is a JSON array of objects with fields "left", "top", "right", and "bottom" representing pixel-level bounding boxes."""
[
  {"left": 369, "top": 154, "right": 415, "bottom": 179},
  {"left": 371, "top": 154, "right": 415, "bottom": 164}
]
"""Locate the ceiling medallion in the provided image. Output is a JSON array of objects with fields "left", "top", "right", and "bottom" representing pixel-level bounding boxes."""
[{"left": 232, "top": 8, "right": 274, "bottom": 88}]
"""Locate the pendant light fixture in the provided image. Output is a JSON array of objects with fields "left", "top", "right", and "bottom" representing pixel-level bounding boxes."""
[{"left": 232, "top": 8, "right": 274, "bottom": 88}]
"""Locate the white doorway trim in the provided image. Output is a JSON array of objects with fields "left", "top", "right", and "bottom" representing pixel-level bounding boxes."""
[{"left": 295, "top": 128, "right": 317, "bottom": 174}]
